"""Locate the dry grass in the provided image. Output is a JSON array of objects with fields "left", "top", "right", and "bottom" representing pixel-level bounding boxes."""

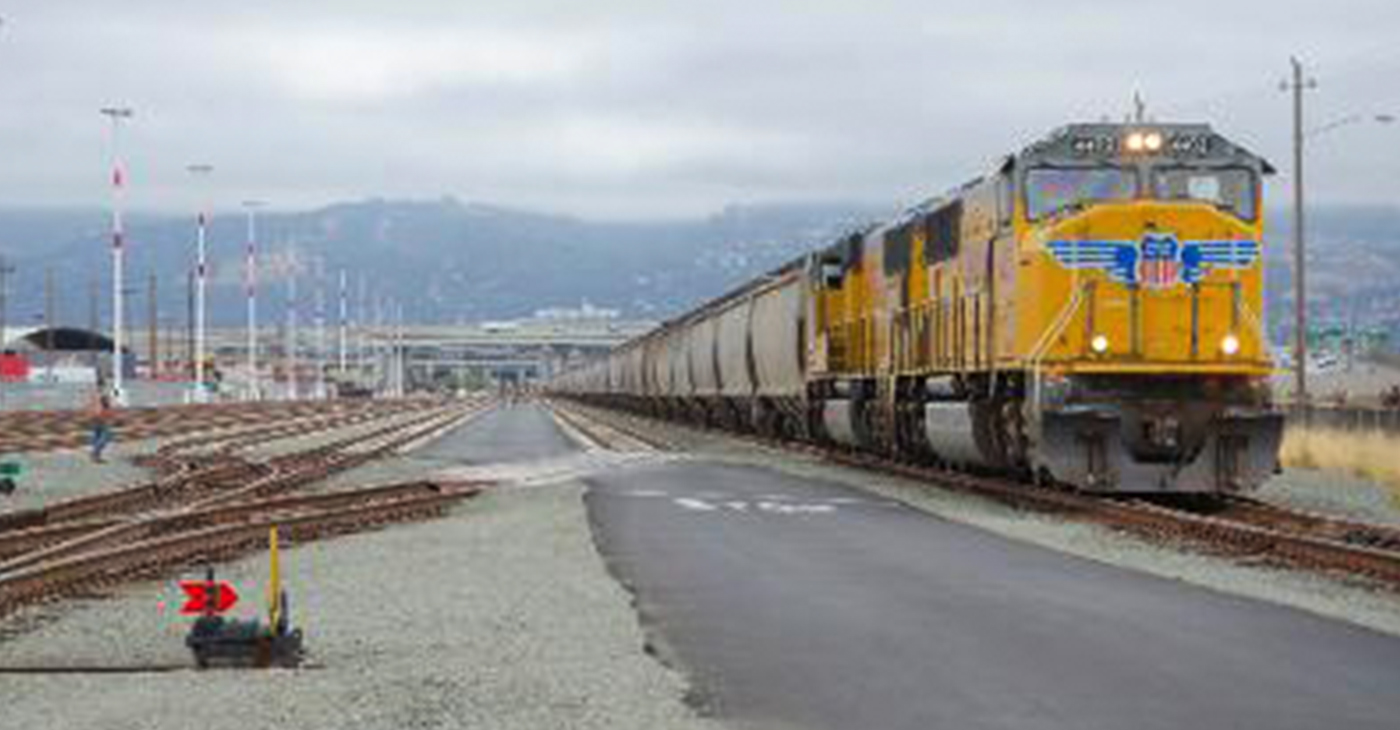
[{"left": 1280, "top": 426, "right": 1400, "bottom": 498}]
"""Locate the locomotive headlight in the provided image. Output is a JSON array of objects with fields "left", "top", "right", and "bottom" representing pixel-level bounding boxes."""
[
  {"left": 1090, "top": 334, "right": 1110, "bottom": 354},
  {"left": 1143, "top": 132, "right": 1164, "bottom": 152},
  {"left": 1221, "top": 334, "right": 1241, "bottom": 356},
  {"left": 1125, "top": 132, "right": 1146, "bottom": 152}
]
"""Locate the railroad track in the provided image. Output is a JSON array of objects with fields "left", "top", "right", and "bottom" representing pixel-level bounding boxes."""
[
  {"left": 139, "top": 399, "right": 445, "bottom": 476},
  {"left": 0, "top": 399, "right": 491, "bottom": 618},
  {"left": 0, "top": 399, "right": 417, "bottom": 454},
  {"left": 0, "top": 399, "right": 460, "bottom": 533},
  {"left": 0, "top": 478, "right": 482, "bottom": 616},
  {"left": 551, "top": 399, "right": 1400, "bottom": 590},
  {"left": 547, "top": 401, "right": 659, "bottom": 453}
]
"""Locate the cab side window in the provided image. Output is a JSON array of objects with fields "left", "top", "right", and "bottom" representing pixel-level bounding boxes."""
[{"left": 923, "top": 201, "right": 963, "bottom": 265}]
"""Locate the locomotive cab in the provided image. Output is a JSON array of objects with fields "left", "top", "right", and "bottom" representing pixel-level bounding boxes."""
[{"left": 1014, "top": 123, "right": 1282, "bottom": 492}]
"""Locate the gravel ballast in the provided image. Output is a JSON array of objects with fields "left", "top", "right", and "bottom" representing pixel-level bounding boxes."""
[{"left": 1258, "top": 468, "right": 1400, "bottom": 527}]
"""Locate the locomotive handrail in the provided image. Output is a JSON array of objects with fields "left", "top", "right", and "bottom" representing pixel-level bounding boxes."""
[{"left": 1027, "top": 280, "right": 1088, "bottom": 419}]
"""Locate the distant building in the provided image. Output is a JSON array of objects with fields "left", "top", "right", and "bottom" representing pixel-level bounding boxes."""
[
  {"left": 0, "top": 326, "right": 133, "bottom": 383},
  {"left": 531, "top": 300, "right": 620, "bottom": 322}
]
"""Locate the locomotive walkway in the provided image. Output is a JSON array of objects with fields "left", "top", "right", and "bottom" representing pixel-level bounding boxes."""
[{"left": 546, "top": 403, "right": 1400, "bottom": 730}]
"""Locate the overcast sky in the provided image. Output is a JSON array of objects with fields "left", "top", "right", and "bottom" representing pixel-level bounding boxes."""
[{"left": 1, "top": 1, "right": 1398, "bottom": 219}]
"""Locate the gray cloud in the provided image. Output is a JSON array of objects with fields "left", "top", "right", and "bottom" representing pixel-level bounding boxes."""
[{"left": 0, "top": 1, "right": 1398, "bottom": 219}]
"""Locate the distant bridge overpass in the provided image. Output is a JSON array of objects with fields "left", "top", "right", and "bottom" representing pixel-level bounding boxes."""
[{"left": 120, "top": 319, "right": 656, "bottom": 389}]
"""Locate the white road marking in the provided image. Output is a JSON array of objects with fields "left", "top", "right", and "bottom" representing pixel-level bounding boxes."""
[
  {"left": 675, "top": 497, "right": 720, "bottom": 512},
  {"left": 435, "top": 451, "right": 679, "bottom": 488},
  {"left": 621, "top": 488, "right": 901, "bottom": 512},
  {"left": 666, "top": 497, "right": 842, "bottom": 515},
  {"left": 757, "top": 501, "right": 836, "bottom": 514}
]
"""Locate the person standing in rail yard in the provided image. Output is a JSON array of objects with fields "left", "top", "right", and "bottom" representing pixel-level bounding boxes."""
[{"left": 88, "top": 380, "right": 114, "bottom": 463}]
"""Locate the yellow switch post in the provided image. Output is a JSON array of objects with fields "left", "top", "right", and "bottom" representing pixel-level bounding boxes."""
[{"left": 268, "top": 525, "right": 281, "bottom": 629}]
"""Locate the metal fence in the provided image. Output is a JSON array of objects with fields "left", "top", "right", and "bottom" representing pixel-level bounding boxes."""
[{"left": 1287, "top": 405, "right": 1400, "bottom": 435}]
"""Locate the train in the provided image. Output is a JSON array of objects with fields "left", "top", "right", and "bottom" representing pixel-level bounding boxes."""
[{"left": 549, "top": 122, "right": 1284, "bottom": 494}]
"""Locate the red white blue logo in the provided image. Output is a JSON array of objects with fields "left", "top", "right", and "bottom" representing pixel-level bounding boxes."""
[{"left": 1047, "top": 233, "right": 1259, "bottom": 288}]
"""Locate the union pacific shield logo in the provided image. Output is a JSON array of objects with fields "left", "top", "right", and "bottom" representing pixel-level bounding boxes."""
[
  {"left": 1046, "top": 234, "right": 1259, "bottom": 288},
  {"left": 1138, "top": 233, "right": 1180, "bottom": 289}
]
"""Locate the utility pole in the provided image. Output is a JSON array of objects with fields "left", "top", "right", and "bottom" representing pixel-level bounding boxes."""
[
  {"left": 314, "top": 259, "right": 326, "bottom": 400},
  {"left": 44, "top": 266, "right": 55, "bottom": 380},
  {"left": 1286, "top": 57, "right": 1317, "bottom": 405},
  {"left": 0, "top": 255, "right": 12, "bottom": 408},
  {"left": 338, "top": 268, "right": 348, "bottom": 378},
  {"left": 374, "top": 295, "right": 385, "bottom": 397},
  {"left": 100, "top": 106, "right": 133, "bottom": 405},
  {"left": 286, "top": 254, "right": 298, "bottom": 401},
  {"left": 0, "top": 255, "right": 12, "bottom": 352},
  {"left": 147, "top": 271, "right": 158, "bottom": 379},
  {"left": 356, "top": 274, "right": 367, "bottom": 380},
  {"left": 164, "top": 314, "right": 175, "bottom": 373},
  {"left": 395, "top": 301, "right": 405, "bottom": 398},
  {"left": 389, "top": 300, "right": 398, "bottom": 398},
  {"left": 186, "top": 268, "right": 195, "bottom": 380},
  {"left": 88, "top": 275, "right": 98, "bottom": 370},
  {"left": 187, "top": 163, "right": 213, "bottom": 403}
]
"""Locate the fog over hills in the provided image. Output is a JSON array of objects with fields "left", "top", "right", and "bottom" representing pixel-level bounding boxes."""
[
  {"left": 0, "top": 200, "right": 1396, "bottom": 347},
  {"left": 0, "top": 199, "right": 885, "bottom": 328}
]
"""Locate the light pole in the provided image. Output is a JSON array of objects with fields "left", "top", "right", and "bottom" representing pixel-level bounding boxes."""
[
  {"left": 314, "top": 258, "right": 326, "bottom": 400},
  {"left": 0, "top": 255, "right": 12, "bottom": 408},
  {"left": 338, "top": 268, "right": 348, "bottom": 379},
  {"left": 395, "top": 301, "right": 405, "bottom": 398},
  {"left": 242, "top": 199, "right": 264, "bottom": 400},
  {"left": 100, "top": 107, "right": 134, "bottom": 405},
  {"left": 187, "top": 163, "right": 214, "bottom": 403},
  {"left": 286, "top": 251, "right": 298, "bottom": 401},
  {"left": 356, "top": 274, "right": 367, "bottom": 381},
  {"left": 1283, "top": 57, "right": 1394, "bottom": 404}
]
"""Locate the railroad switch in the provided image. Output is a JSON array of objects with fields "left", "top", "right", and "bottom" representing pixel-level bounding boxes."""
[{"left": 185, "top": 527, "right": 305, "bottom": 669}]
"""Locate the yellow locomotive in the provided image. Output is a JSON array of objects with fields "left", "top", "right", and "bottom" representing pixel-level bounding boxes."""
[{"left": 552, "top": 122, "right": 1282, "bottom": 494}]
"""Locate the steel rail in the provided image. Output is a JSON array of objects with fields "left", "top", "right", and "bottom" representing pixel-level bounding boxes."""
[
  {"left": 0, "top": 403, "right": 482, "bottom": 575},
  {"left": 0, "top": 483, "right": 480, "bottom": 614}
]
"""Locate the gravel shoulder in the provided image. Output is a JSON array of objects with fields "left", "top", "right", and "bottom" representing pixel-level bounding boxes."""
[
  {"left": 0, "top": 406, "right": 719, "bottom": 730},
  {"left": 576, "top": 406, "right": 1400, "bottom": 638},
  {"left": 0, "top": 440, "right": 157, "bottom": 512},
  {"left": 1258, "top": 468, "right": 1400, "bottom": 527},
  {"left": 0, "top": 483, "right": 719, "bottom": 730}
]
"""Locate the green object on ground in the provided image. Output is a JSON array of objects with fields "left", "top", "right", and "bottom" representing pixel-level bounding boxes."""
[{"left": 0, "top": 461, "right": 22, "bottom": 477}]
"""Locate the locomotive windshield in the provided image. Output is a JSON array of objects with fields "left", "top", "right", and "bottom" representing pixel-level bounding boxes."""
[
  {"left": 1153, "top": 167, "right": 1257, "bottom": 221},
  {"left": 1025, "top": 167, "right": 1137, "bottom": 220}
]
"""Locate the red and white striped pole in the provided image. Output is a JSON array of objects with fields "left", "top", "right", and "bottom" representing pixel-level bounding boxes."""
[
  {"left": 187, "top": 164, "right": 213, "bottom": 403},
  {"left": 243, "top": 199, "right": 264, "bottom": 400},
  {"left": 100, "top": 107, "right": 133, "bottom": 406}
]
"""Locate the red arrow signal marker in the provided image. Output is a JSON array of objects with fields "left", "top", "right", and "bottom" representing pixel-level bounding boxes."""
[{"left": 178, "top": 580, "right": 239, "bottom": 615}]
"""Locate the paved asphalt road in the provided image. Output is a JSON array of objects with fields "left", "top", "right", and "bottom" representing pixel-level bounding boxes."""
[
  {"left": 414, "top": 401, "right": 577, "bottom": 465},
  {"left": 581, "top": 451, "right": 1400, "bottom": 729},
  {"left": 443, "top": 404, "right": 1400, "bottom": 729}
]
